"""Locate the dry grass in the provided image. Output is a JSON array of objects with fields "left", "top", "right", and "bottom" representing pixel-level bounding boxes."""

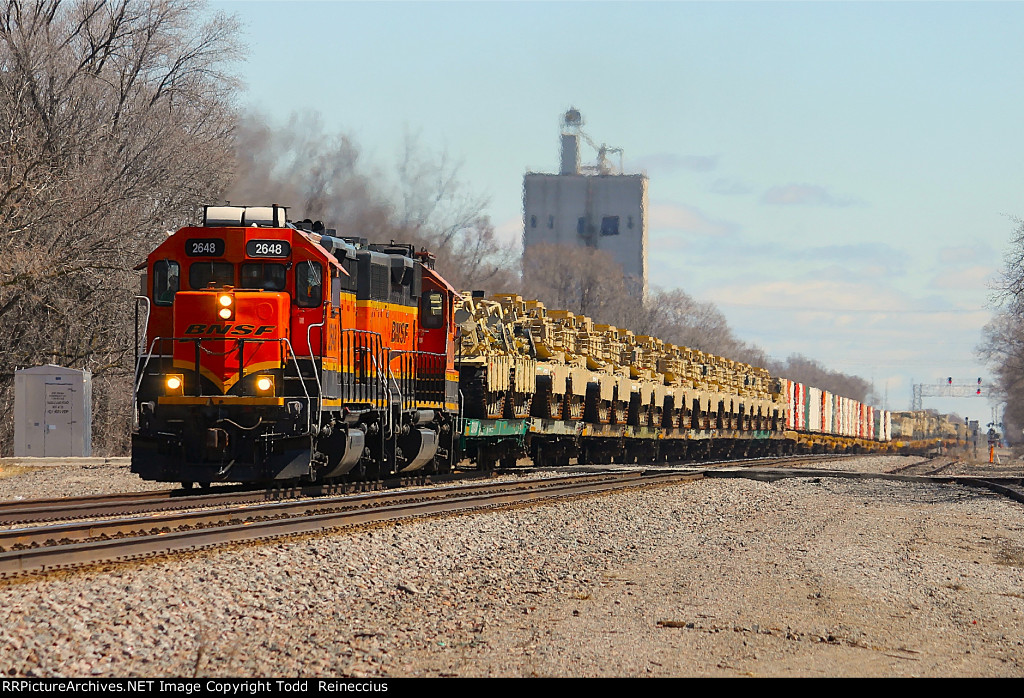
[{"left": 0, "top": 465, "right": 39, "bottom": 480}]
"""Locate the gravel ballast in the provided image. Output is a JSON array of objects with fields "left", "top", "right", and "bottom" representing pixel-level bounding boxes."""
[{"left": 0, "top": 454, "right": 1022, "bottom": 677}]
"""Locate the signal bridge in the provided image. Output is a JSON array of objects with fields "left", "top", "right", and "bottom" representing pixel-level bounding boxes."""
[{"left": 912, "top": 378, "right": 986, "bottom": 410}]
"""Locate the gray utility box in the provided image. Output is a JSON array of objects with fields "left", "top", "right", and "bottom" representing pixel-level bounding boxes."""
[{"left": 14, "top": 365, "right": 92, "bottom": 457}]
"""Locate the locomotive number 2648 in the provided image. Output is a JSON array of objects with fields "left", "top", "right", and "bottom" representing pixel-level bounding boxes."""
[
  {"left": 246, "top": 239, "right": 291, "bottom": 258},
  {"left": 185, "top": 238, "right": 225, "bottom": 256}
]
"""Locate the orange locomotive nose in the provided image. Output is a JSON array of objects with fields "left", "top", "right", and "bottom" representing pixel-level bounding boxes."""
[{"left": 172, "top": 290, "right": 290, "bottom": 394}]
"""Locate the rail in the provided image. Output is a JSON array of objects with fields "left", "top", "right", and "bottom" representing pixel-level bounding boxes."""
[{"left": 0, "top": 471, "right": 685, "bottom": 578}]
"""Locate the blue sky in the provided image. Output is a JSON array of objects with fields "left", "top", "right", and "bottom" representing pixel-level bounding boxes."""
[{"left": 216, "top": 0, "right": 1024, "bottom": 423}]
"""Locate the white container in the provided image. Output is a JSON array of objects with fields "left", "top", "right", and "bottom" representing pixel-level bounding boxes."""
[{"left": 806, "top": 387, "right": 823, "bottom": 432}]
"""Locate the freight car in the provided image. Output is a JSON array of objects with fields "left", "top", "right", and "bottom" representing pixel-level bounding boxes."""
[{"left": 130, "top": 205, "right": 946, "bottom": 487}]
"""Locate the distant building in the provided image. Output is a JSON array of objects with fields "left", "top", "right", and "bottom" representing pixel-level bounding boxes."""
[{"left": 523, "top": 108, "right": 649, "bottom": 295}]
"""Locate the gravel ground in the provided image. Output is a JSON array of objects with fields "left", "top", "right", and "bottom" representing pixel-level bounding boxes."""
[{"left": 0, "top": 453, "right": 1022, "bottom": 677}]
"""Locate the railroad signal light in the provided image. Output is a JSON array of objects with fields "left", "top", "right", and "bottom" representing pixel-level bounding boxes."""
[
  {"left": 977, "top": 388, "right": 982, "bottom": 396},
  {"left": 948, "top": 377, "right": 953, "bottom": 385}
]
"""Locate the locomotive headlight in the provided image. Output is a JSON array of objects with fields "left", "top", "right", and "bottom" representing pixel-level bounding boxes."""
[
  {"left": 255, "top": 375, "right": 275, "bottom": 395},
  {"left": 217, "top": 294, "right": 234, "bottom": 320},
  {"left": 165, "top": 375, "right": 184, "bottom": 395}
]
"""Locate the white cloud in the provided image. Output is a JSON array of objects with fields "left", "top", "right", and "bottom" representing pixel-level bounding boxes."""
[
  {"left": 761, "top": 183, "right": 863, "bottom": 207},
  {"left": 648, "top": 201, "right": 737, "bottom": 237},
  {"left": 928, "top": 265, "right": 997, "bottom": 291}
]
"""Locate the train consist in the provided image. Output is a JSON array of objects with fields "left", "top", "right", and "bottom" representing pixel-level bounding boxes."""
[{"left": 131, "top": 206, "right": 960, "bottom": 486}]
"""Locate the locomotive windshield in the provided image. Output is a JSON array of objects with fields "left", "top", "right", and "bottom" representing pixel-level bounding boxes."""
[
  {"left": 240, "top": 263, "right": 287, "bottom": 291},
  {"left": 189, "top": 262, "right": 233, "bottom": 289}
]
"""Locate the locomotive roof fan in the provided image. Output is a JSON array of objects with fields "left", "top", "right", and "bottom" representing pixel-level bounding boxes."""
[{"left": 203, "top": 205, "right": 288, "bottom": 228}]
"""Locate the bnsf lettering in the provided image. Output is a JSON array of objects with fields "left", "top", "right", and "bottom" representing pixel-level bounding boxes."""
[
  {"left": 183, "top": 324, "right": 277, "bottom": 336},
  {"left": 391, "top": 321, "right": 410, "bottom": 344}
]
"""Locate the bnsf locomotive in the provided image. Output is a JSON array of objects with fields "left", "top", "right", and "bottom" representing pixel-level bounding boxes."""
[
  {"left": 132, "top": 205, "right": 459, "bottom": 486},
  {"left": 133, "top": 205, "right": 958, "bottom": 487}
]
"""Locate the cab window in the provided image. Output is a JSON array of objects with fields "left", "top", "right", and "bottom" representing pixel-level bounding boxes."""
[
  {"left": 296, "top": 261, "right": 323, "bottom": 307},
  {"left": 189, "top": 262, "right": 233, "bottom": 289},
  {"left": 153, "top": 260, "right": 180, "bottom": 306},
  {"left": 240, "top": 263, "right": 287, "bottom": 291},
  {"left": 421, "top": 291, "right": 445, "bottom": 329}
]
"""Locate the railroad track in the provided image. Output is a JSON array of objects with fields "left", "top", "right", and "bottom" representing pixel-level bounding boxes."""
[
  {"left": 0, "top": 453, "right": 853, "bottom": 526},
  {"left": 882, "top": 455, "right": 959, "bottom": 476},
  {"left": 3, "top": 452, "right": 1022, "bottom": 579},
  {"left": 0, "top": 470, "right": 489, "bottom": 526},
  {"left": 703, "top": 455, "right": 1024, "bottom": 506},
  {"left": 0, "top": 470, "right": 700, "bottom": 579}
]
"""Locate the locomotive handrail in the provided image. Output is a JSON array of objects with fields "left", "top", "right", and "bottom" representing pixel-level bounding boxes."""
[
  {"left": 389, "top": 349, "right": 447, "bottom": 409},
  {"left": 134, "top": 337, "right": 167, "bottom": 411},
  {"left": 135, "top": 336, "right": 314, "bottom": 436},
  {"left": 277, "top": 338, "right": 314, "bottom": 436},
  {"left": 131, "top": 296, "right": 152, "bottom": 425},
  {"left": 367, "top": 351, "right": 390, "bottom": 434},
  {"left": 305, "top": 312, "right": 326, "bottom": 428},
  {"left": 133, "top": 296, "right": 151, "bottom": 362},
  {"left": 341, "top": 329, "right": 389, "bottom": 406},
  {"left": 196, "top": 340, "right": 244, "bottom": 357},
  {"left": 388, "top": 349, "right": 448, "bottom": 359},
  {"left": 387, "top": 363, "right": 402, "bottom": 460},
  {"left": 367, "top": 350, "right": 390, "bottom": 474}
]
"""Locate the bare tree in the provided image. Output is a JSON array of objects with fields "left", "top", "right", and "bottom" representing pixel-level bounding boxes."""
[
  {"left": 634, "top": 287, "right": 764, "bottom": 361},
  {"left": 979, "top": 311, "right": 1024, "bottom": 442},
  {"left": 392, "top": 131, "right": 490, "bottom": 248},
  {"left": 630, "top": 287, "right": 871, "bottom": 395},
  {"left": 769, "top": 354, "right": 873, "bottom": 403},
  {"left": 226, "top": 112, "right": 394, "bottom": 240},
  {"left": 521, "top": 243, "right": 637, "bottom": 326},
  {"left": 979, "top": 217, "right": 1024, "bottom": 442},
  {"left": 390, "top": 132, "right": 517, "bottom": 291},
  {"left": 430, "top": 214, "right": 519, "bottom": 293},
  {"left": 228, "top": 117, "right": 518, "bottom": 292},
  {"left": 991, "top": 217, "right": 1024, "bottom": 316},
  {"left": 0, "top": 0, "right": 242, "bottom": 454}
]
